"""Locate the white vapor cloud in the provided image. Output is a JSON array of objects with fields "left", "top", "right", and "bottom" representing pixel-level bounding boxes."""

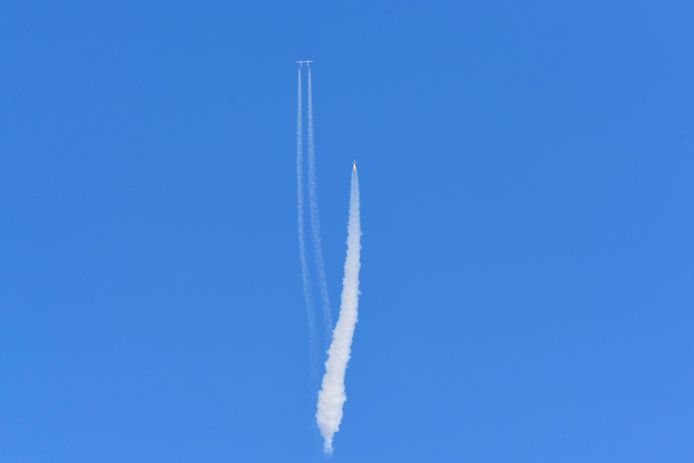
[{"left": 316, "top": 166, "right": 362, "bottom": 454}]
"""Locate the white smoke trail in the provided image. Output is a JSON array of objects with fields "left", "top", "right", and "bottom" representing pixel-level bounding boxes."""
[
  {"left": 296, "top": 67, "right": 317, "bottom": 367},
  {"left": 306, "top": 67, "right": 334, "bottom": 340},
  {"left": 316, "top": 165, "right": 361, "bottom": 454}
]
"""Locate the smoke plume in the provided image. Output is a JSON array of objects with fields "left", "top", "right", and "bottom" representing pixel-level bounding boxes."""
[{"left": 316, "top": 165, "right": 362, "bottom": 454}]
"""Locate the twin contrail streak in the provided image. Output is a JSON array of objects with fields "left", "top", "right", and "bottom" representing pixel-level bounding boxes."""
[
  {"left": 307, "top": 67, "right": 334, "bottom": 341},
  {"left": 296, "top": 63, "right": 364, "bottom": 453},
  {"left": 316, "top": 165, "right": 362, "bottom": 454},
  {"left": 296, "top": 67, "right": 317, "bottom": 366}
]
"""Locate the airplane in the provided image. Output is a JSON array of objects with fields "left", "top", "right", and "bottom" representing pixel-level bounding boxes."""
[
  {"left": 353, "top": 160, "right": 357, "bottom": 171},
  {"left": 296, "top": 59, "right": 313, "bottom": 66}
]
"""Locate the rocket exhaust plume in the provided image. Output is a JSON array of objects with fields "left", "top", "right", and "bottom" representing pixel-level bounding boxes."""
[
  {"left": 296, "top": 67, "right": 317, "bottom": 367},
  {"left": 307, "top": 67, "right": 334, "bottom": 341},
  {"left": 316, "top": 164, "right": 362, "bottom": 454}
]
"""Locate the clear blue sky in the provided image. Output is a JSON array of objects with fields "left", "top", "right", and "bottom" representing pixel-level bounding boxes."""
[{"left": 1, "top": 1, "right": 693, "bottom": 461}]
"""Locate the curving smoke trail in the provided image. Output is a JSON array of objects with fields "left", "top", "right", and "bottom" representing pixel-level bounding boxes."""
[
  {"left": 296, "top": 67, "right": 317, "bottom": 368},
  {"left": 306, "top": 67, "right": 334, "bottom": 340},
  {"left": 316, "top": 164, "right": 361, "bottom": 454}
]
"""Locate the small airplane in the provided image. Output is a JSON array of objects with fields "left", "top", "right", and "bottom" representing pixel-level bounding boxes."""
[{"left": 296, "top": 59, "right": 313, "bottom": 66}]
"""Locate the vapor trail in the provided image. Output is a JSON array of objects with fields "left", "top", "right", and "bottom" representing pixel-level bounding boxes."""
[
  {"left": 316, "top": 165, "right": 361, "bottom": 454},
  {"left": 307, "top": 67, "right": 333, "bottom": 340},
  {"left": 296, "top": 67, "right": 317, "bottom": 367}
]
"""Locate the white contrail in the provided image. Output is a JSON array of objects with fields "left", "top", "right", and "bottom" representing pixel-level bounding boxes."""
[
  {"left": 316, "top": 164, "right": 361, "bottom": 454},
  {"left": 296, "top": 67, "right": 317, "bottom": 367},
  {"left": 306, "top": 67, "right": 334, "bottom": 341}
]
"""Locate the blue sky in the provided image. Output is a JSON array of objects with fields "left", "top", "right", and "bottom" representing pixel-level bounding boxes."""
[{"left": 1, "top": 1, "right": 693, "bottom": 461}]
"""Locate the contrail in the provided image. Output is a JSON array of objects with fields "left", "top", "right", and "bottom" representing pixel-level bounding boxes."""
[
  {"left": 296, "top": 67, "right": 317, "bottom": 368},
  {"left": 316, "top": 164, "right": 362, "bottom": 454},
  {"left": 306, "top": 67, "right": 334, "bottom": 341}
]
